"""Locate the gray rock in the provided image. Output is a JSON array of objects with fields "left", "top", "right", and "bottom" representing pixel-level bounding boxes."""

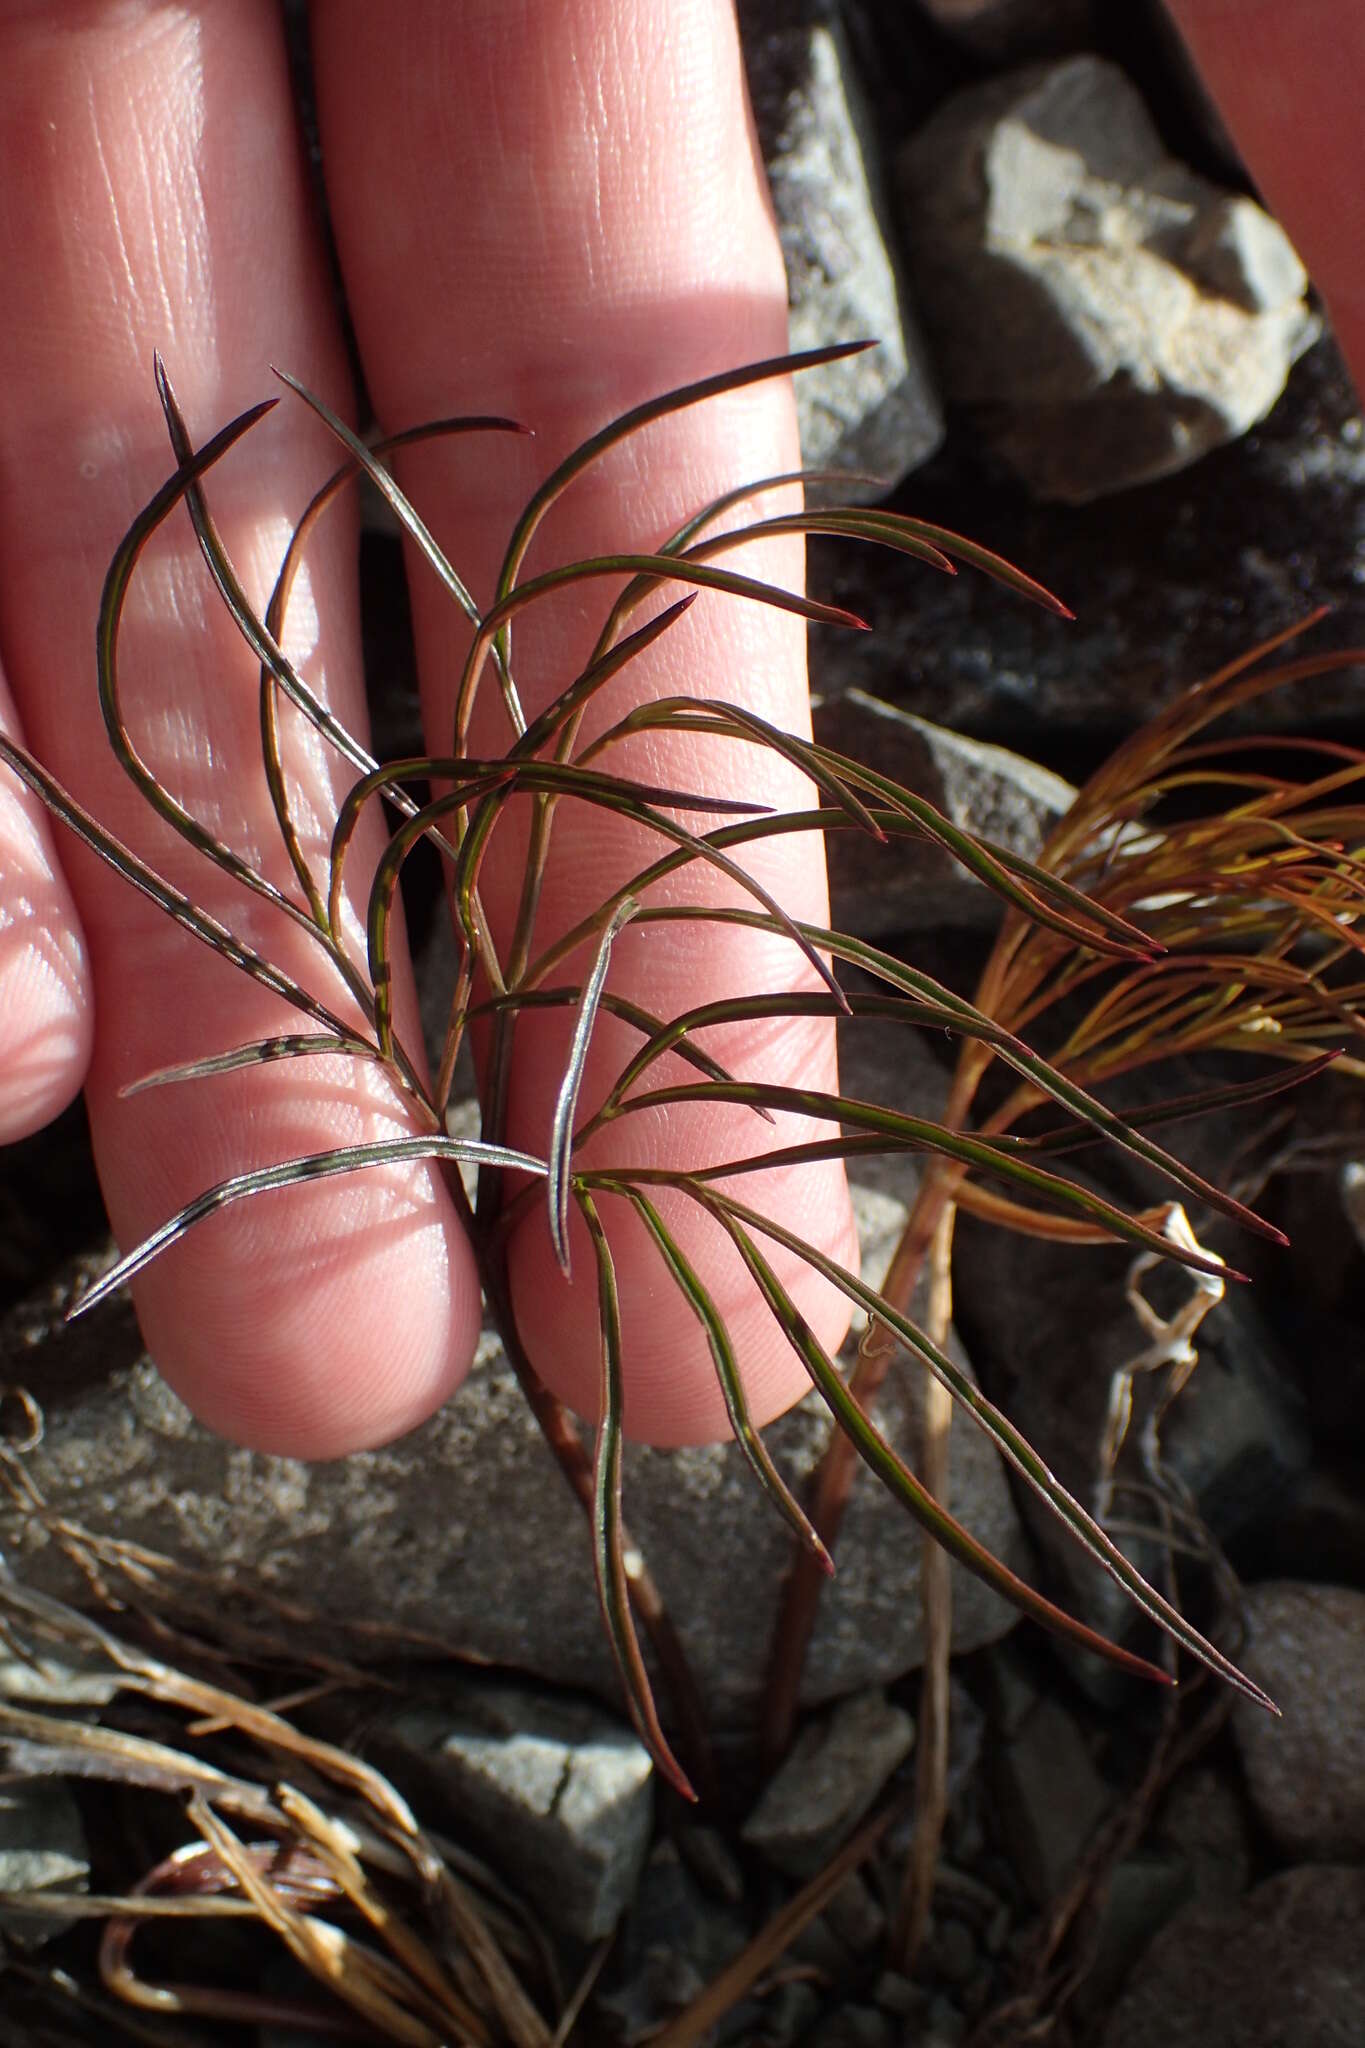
[
  {"left": 1099, "top": 1864, "right": 1365, "bottom": 2048},
  {"left": 742, "top": 1687, "right": 915, "bottom": 1876},
  {"left": 599, "top": 1838, "right": 749, "bottom": 2036},
  {"left": 0, "top": 1651, "right": 119, "bottom": 1708},
  {"left": 748, "top": 18, "right": 944, "bottom": 491},
  {"left": 0, "top": 1779, "right": 89, "bottom": 1944},
  {"left": 1154, "top": 1763, "right": 1252, "bottom": 1907},
  {"left": 896, "top": 57, "right": 1318, "bottom": 501},
  {"left": 816, "top": 691, "right": 1075, "bottom": 934},
  {"left": 804, "top": 330, "right": 1365, "bottom": 750},
  {"left": 1073, "top": 1849, "right": 1193, "bottom": 2024},
  {"left": 990, "top": 1694, "right": 1111, "bottom": 1906},
  {"left": 951, "top": 1202, "right": 1313, "bottom": 1691},
  {"left": 817, "top": 2007, "right": 894, "bottom": 2048},
  {"left": 382, "top": 1679, "right": 651, "bottom": 1942},
  {"left": 826, "top": 1870, "right": 888, "bottom": 1953},
  {"left": 0, "top": 1058, "right": 1026, "bottom": 1729},
  {"left": 1232, "top": 1581, "right": 1365, "bottom": 1862}
]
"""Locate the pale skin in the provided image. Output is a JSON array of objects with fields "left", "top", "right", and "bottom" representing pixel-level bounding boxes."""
[{"left": 0, "top": 1, "right": 1359, "bottom": 1460}]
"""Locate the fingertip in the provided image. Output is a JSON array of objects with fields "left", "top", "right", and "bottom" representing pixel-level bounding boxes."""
[
  {"left": 0, "top": 738, "right": 94, "bottom": 1143},
  {"left": 123, "top": 1163, "right": 485, "bottom": 1459}
]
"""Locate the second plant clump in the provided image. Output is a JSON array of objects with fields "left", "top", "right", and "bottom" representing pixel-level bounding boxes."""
[{"left": 4, "top": 342, "right": 1362, "bottom": 1803}]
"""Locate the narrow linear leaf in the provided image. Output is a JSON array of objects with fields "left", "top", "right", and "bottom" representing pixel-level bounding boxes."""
[
  {"left": 601, "top": 1080, "right": 1240, "bottom": 1279},
  {"left": 581, "top": 697, "right": 888, "bottom": 842},
  {"left": 1014, "top": 1049, "right": 1342, "bottom": 1159},
  {"left": 495, "top": 342, "right": 874, "bottom": 602},
  {"left": 619, "top": 1186, "right": 832, "bottom": 1573},
  {"left": 97, "top": 388, "right": 328, "bottom": 943},
  {"left": 69, "top": 1136, "right": 548, "bottom": 1320},
  {"left": 368, "top": 775, "right": 844, "bottom": 1059},
  {"left": 894, "top": 517, "right": 1075, "bottom": 618},
  {"left": 577, "top": 1189, "right": 696, "bottom": 1801},
  {"left": 548, "top": 899, "right": 639, "bottom": 1274},
  {"left": 682, "top": 1194, "right": 1179, "bottom": 1687},
  {"left": 0, "top": 737, "right": 355, "bottom": 1041},
  {"left": 271, "top": 370, "right": 486, "bottom": 640},
  {"left": 589, "top": 909, "right": 1283, "bottom": 1243},
  {"left": 456, "top": 550, "right": 869, "bottom": 748},
  {"left": 524, "top": 808, "right": 1154, "bottom": 1002},
  {"left": 119, "top": 1032, "right": 382, "bottom": 1097},
  {"left": 511, "top": 598, "right": 700, "bottom": 763},
  {"left": 682, "top": 1184, "right": 1277, "bottom": 1713},
  {"left": 474, "top": 985, "right": 775, "bottom": 1121}
]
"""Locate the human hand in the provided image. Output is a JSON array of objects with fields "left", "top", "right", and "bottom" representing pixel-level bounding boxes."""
[
  {"left": 0, "top": 0, "right": 857, "bottom": 1456},
  {"left": 0, "top": 3, "right": 1358, "bottom": 1465}
]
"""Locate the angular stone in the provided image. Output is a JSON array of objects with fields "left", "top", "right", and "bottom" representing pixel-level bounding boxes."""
[
  {"left": 1099, "top": 1865, "right": 1365, "bottom": 2048},
  {"left": 816, "top": 692, "right": 1075, "bottom": 934},
  {"left": 1153, "top": 1763, "right": 1252, "bottom": 1908},
  {"left": 747, "top": 16, "right": 943, "bottom": 490},
  {"left": 743, "top": 1688, "right": 914, "bottom": 1877},
  {"left": 0, "top": 1779, "right": 89, "bottom": 1944},
  {"left": 990, "top": 1694, "right": 1111, "bottom": 1906},
  {"left": 383, "top": 1680, "right": 652, "bottom": 1942},
  {"left": 896, "top": 57, "right": 1318, "bottom": 501},
  {"left": 804, "top": 330, "right": 1365, "bottom": 750},
  {"left": 1232, "top": 1581, "right": 1365, "bottom": 1861}
]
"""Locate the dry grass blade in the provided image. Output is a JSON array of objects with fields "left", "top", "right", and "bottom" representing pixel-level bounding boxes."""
[
  {"left": 647, "top": 1801, "right": 899, "bottom": 2048},
  {"left": 186, "top": 1796, "right": 452, "bottom": 2046}
]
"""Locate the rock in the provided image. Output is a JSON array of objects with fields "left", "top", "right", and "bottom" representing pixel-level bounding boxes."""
[
  {"left": 598, "top": 1838, "right": 749, "bottom": 2037},
  {"left": 826, "top": 1870, "right": 887, "bottom": 1953},
  {"left": 817, "top": 2007, "right": 894, "bottom": 2048},
  {"left": 0, "top": 1779, "right": 89, "bottom": 1944},
  {"left": 951, "top": 1202, "right": 1312, "bottom": 1690},
  {"left": 805, "top": 330, "right": 1365, "bottom": 751},
  {"left": 0, "top": 1650, "right": 120, "bottom": 1708},
  {"left": 913, "top": 0, "right": 1092, "bottom": 61},
  {"left": 0, "top": 1041, "right": 1027, "bottom": 1729},
  {"left": 1098, "top": 1864, "right": 1365, "bottom": 2048},
  {"left": 747, "top": 16, "right": 944, "bottom": 490},
  {"left": 1153, "top": 1763, "right": 1252, "bottom": 1907},
  {"left": 896, "top": 57, "right": 1318, "bottom": 502},
  {"left": 381, "top": 1678, "right": 652, "bottom": 1942},
  {"left": 742, "top": 1687, "right": 915, "bottom": 1877},
  {"left": 990, "top": 1694, "right": 1111, "bottom": 1906},
  {"left": 1232, "top": 1581, "right": 1365, "bottom": 1861},
  {"left": 1073, "top": 1849, "right": 1193, "bottom": 2024},
  {"left": 816, "top": 692, "right": 1075, "bottom": 934}
]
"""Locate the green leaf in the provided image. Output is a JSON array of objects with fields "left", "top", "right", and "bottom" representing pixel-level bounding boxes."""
[
  {"left": 619, "top": 1186, "right": 832, "bottom": 1573},
  {"left": 548, "top": 899, "right": 639, "bottom": 1274},
  {"left": 69, "top": 1136, "right": 549, "bottom": 1320},
  {"left": 119, "top": 1032, "right": 383, "bottom": 1097},
  {"left": 679, "top": 1183, "right": 1277, "bottom": 1714},
  {"left": 678, "top": 1191, "right": 1181, "bottom": 1687},
  {"left": 577, "top": 1189, "right": 696, "bottom": 1801},
  {"left": 0, "top": 737, "right": 355, "bottom": 1042},
  {"left": 599, "top": 1079, "right": 1241, "bottom": 1279}
]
